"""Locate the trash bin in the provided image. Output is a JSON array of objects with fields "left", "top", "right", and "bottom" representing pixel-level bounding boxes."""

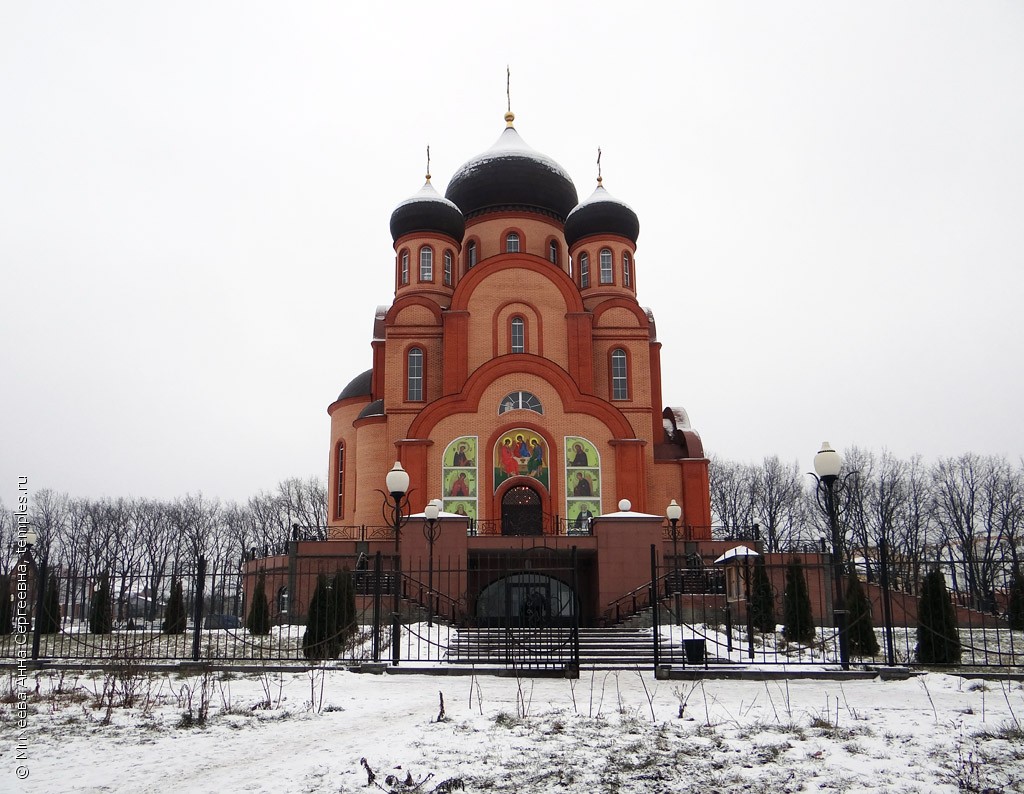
[{"left": 683, "top": 638, "right": 706, "bottom": 664}]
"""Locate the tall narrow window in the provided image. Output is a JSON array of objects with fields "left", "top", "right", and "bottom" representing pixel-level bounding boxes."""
[
  {"left": 579, "top": 253, "right": 590, "bottom": 289},
  {"left": 407, "top": 347, "right": 423, "bottom": 401},
  {"left": 335, "top": 443, "right": 345, "bottom": 518},
  {"left": 419, "top": 247, "right": 433, "bottom": 281},
  {"left": 506, "top": 232, "right": 520, "bottom": 253},
  {"left": 600, "top": 248, "right": 613, "bottom": 284},
  {"left": 443, "top": 250, "right": 453, "bottom": 285},
  {"left": 548, "top": 241, "right": 558, "bottom": 264},
  {"left": 510, "top": 317, "right": 525, "bottom": 353},
  {"left": 401, "top": 251, "right": 409, "bottom": 285},
  {"left": 467, "top": 240, "right": 477, "bottom": 268},
  {"left": 611, "top": 349, "right": 628, "bottom": 400},
  {"left": 623, "top": 252, "right": 632, "bottom": 288}
]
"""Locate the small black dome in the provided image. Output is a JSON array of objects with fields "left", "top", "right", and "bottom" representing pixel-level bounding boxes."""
[
  {"left": 390, "top": 180, "right": 465, "bottom": 244},
  {"left": 445, "top": 121, "right": 578, "bottom": 221},
  {"left": 564, "top": 184, "right": 640, "bottom": 248},
  {"left": 337, "top": 369, "right": 373, "bottom": 402},
  {"left": 356, "top": 399, "right": 384, "bottom": 419}
]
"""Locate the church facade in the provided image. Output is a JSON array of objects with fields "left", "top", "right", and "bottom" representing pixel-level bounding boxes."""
[{"left": 309, "top": 110, "right": 714, "bottom": 623}]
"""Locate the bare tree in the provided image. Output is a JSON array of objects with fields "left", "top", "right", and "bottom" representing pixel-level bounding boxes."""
[
  {"left": 708, "top": 455, "right": 757, "bottom": 534},
  {"left": 932, "top": 454, "right": 1011, "bottom": 611},
  {"left": 0, "top": 502, "right": 17, "bottom": 576},
  {"left": 752, "top": 456, "right": 807, "bottom": 552},
  {"left": 135, "top": 499, "right": 175, "bottom": 622},
  {"left": 27, "top": 488, "right": 69, "bottom": 565}
]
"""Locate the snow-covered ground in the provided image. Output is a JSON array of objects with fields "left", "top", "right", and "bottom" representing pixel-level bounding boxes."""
[{"left": 4, "top": 666, "right": 1024, "bottom": 793}]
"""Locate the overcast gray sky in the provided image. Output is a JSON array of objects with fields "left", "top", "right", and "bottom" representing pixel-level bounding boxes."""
[{"left": 3, "top": 2, "right": 1023, "bottom": 508}]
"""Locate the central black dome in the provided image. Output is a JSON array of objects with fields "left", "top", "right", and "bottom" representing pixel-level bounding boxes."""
[{"left": 445, "top": 119, "right": 578, "bottom": 221}]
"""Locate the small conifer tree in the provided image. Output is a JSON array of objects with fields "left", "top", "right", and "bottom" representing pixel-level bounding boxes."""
[
  {"left": 845, "top": 573, "right": 879, "bottom": 656},
  {"left": 781, "top": 560, "right": 815, "bottom": 644},
  {"left": 162, "top": 577, "right": 187, "bottom": 635},
  {"left": 329, "top": 568, "right": 357, "bottom": 655},
  {"left": 40, "top": 575, "right": 61, "bottom": 634},
  {"left": 90, "top": 571, "right": 113, "bottom": 635},
  {"left": 1008, "top": 568, "right": 1024, "bottom": 631},
  {"left": 246, "top": 573, "right": 272, "bottom": 636},
  {"left": 916, "top": 569, "right": 961, "bottom": 664},
  {"left": 302, "top": 574, "right": 332, "bottom": 660},
  {"left": 748, "top": 557, "right": 777, "bottom": 633},
  {"left": 0, "top": 576, "right": 12, "bottom": 635}
]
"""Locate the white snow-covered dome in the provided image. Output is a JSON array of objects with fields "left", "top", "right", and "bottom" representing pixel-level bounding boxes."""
[{"left": 445, "top": 114, "right": 578, "bottom": 221}]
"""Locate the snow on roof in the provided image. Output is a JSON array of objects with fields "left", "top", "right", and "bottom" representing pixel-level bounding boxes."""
[
  {"left": 565, "top": 183, "right": 637, "bottom": 218},
  {"left": 451, "top": 125, "right": 572, "bottom": 182},
  {"left": 393, "top": 179, "right": 461, "bottom": 211},
  {"left": 714, "top": 545, "right": 761, "bottom": 564}
]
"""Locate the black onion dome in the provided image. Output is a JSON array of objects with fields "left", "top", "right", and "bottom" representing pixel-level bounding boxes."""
[
  {"left": 564, "top": 184, "right": 640, "bottom": 248},
  {"left": 389, "top": 180, "right": 465, "bottom": 243},
  {"left": 356, "top": 399, "right": 384, "bottom": 419},
  {"left": 337, "top": 369, "right": 373, "bottom": 402},
  {"left": 445, "top": 119, "right": 578, "bottom": 221}
]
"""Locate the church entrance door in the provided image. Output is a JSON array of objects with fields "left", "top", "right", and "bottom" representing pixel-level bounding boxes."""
[{"left": 501, "top": 485, "right": 542, "bottom": 536}]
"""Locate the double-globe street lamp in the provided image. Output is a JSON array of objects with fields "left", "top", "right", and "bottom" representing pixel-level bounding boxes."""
[{"left": 812, "top": 441, "right": 850, "bottom": 670}]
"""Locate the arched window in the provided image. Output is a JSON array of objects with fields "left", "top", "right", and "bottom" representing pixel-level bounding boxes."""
[
  {"left": 548, "top": 240, "right": 559, "bottom": 265},
  {"left": 419, "top": 247, "right": 433, "bottom": 281},
  {"left": 510, "top": 316, "right": 525, "bottom": 353},
  {"left": 443, "top": 250, "right": 453, "bottom": 285},
  {"left": 611, "top": 349, "right": 628, "bottom": 400},
  {"left": 506, "top": 232, "right": 520, "bottom": 253},
  {"left": 499, "top": 391, "right": 543, "bottom": 414},
  {"left": 600, "top": 248, "right": 613, "bottom": 284},
  {"left": 400, "top": 251, "right": 409, "bottom": 285},
  {"left": 623, "top": 252, "right": 632, "bottom": 288},
  {"left": 467, "top": 240, "right": 478, "bottom": 269},
  {"left": 407, "top": 347, "right": 424, "bottom": 401},
  {"left": 335, "top": 442, "right": 345, "bottom": 518},
  {"left": 579, "top": 253, "right": 590, "bottom": 289}
]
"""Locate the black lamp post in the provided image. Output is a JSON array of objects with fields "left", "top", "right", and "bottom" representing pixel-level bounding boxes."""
[
  {"left": 812, "top": 441, "right": 850, "bottom": 670},
  {"left": 423, "top": 499, "right": 441, "bottom": 627},
  {"left": 666, "top": 499, "right": 683, "bottom": 625},
  {"left": 381, "top": 462, "right": 412, "bottom": 553},
  {"left": 380, "top": 462, "right": 411, "bottom": 666},
  {"left": 666, "top": 500, "right": 682, "bottom": 591}
]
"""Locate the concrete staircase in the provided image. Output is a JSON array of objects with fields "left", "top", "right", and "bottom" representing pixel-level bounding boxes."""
[{"left": 445, "top": 626, "right": 684, "bottom": 670}]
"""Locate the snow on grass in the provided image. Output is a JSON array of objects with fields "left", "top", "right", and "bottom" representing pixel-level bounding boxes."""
[{"left": 3, "top": 667, "right": 1024, "bottom": 792}]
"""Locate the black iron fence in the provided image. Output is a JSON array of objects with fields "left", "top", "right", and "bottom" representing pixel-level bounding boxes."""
[
  {"left": 649, "top": 546, "right": 1022, "bottom": 669},
  {"left": 3, "top": 545, "right": 1019, "bottom": 671},
  {"left": 2, "top": 549, "right": 582, "bottom": 671}
]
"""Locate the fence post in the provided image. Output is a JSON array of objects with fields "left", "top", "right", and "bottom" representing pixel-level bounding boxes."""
[
  {"left": 570, "top": 546, "right": 580, "bottom": 675},
  {"left": 372, "top": 551, "right": 382, "bottom": 662},
  {"left": 31, "top": 559, "right": 47, "bottom": 662},
  {"left": 650, "top": 544, "right": 660, "bottom": 671},
  {"left": 391, "top": 554, "right": 401, "bottom": 666},
  {"left": 191, "top": 555, "right": 206, "bottom": 662},
  {"left": 879, "top": 537, "right": 896, "bottom": 666}
]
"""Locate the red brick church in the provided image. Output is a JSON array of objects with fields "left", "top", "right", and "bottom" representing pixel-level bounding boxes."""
[{"left": 258, "top": 108, "right": 715, "bottom": 626}]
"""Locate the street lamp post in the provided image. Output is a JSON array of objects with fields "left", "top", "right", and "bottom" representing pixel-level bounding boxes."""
[
  {"left": 423, "top": 499, "right": 441, "bottom": 627},
  {"left": 382, "top": 462, "right": 412, "bottom": 553},
  {"left": 380, "top": 462, "right": 411, "bottom": 666},
  {"left": 666, "top": 499, "right": 683, "bottom": 625},
  {"left": 812, "top": 441, "right": 850, "bottom": 670}
]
